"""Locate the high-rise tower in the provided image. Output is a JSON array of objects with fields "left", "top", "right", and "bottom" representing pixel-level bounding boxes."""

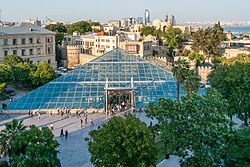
[{"left": 144, "top": 9, "right": 150, "bottom": 25}]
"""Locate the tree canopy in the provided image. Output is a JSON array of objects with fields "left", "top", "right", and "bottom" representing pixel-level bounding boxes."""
[
  {"left": 192, "top": 22, "right": 225, "bottom": 56},
  {"left": 0, "top": 120, "right": 60, "bottom": 166},
  {"left": 209, "top": 61, "right": 250, "bottom": 125},
  {"left": 141, "top": 26, "right": 157, "bottom": 36},
  {"left": 162, "top": 27, "right": 183, "bottom": 57},
  {"left": 31, "top": 61, "right": 57, "bottom": 87},
  {"left": 147, "top": 89, "right": 233, "bottom": 167},
  {"left": 0, "top": 55, "right": 57, "bottom": 89},
  {"left": 67, "top": 21, "right": 92, "bottom": 35},
  {"left": 223, "top": 127, "right": 250, "bottom": 167},
  {"left": 86, "top": 115, "right": 157, "bottom": 167}
]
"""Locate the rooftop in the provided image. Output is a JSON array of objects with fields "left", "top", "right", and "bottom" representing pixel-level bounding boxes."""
[{"left": 0, "top": 22, "right": 54, "bottom": 35}]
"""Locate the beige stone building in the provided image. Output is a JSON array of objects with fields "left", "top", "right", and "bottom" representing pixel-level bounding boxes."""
[
  {"left": 0, "top": 23, "right": 56, "bottom": 68},
  {"left": 119, "top": 41, "right": 152, "bottom": 57}
]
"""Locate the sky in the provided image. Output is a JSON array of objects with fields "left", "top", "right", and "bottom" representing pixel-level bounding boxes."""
[{"left": 1, "top": 0, "right": 250, "bottom": 23}]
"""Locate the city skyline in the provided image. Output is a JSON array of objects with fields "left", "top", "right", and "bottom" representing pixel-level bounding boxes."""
[{"left": 1, "top": 0, "right": 250, "bottom": 23}]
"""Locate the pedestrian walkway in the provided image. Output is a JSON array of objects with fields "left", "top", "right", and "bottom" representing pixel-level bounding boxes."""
[{"left": 0, "top": 112, "right": 176, "bottom": 167}]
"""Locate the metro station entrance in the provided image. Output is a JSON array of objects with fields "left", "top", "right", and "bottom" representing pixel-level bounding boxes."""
[{"left": 104, "top": 88, "right": 135, "bottom": 115}]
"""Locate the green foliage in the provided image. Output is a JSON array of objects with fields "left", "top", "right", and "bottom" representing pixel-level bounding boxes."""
[
  {"left": 141, "top": 26, "right": 157, "bottom": 36},
  {"left": 0, "top": 120, "right": 60, "bottom": 167},
  {"left": 209, "top": 62, "right": 250, "bottom": 125},
  {"left": 222, "top": 53, "right": 250, "bottom": 65},
  {"left": 182, "top": 70, "right": 201, "bottom": 95},
  {"left": 172, "top": 58, "right": 189, "bottom": 100},
  {"left": 147, "top": 89, "right": 233, "bottom": 167},
  {"left": 180, "top": 49, "right": 191, "bottom": 57},
  {"left": 13, "top": 62, "right": 36, "bottom": 87},
  {"left": 3, "top": 55, "right": 23, "bottom": 67},
  {"left": 0, "top": 55, "right": 57, "bottom": 89},
  {"left": 188, "top": 52, "right": 205, "bottom": 65},
  {"left": 0, "top": 83, "right": 6, "bottom": 94},
  {"left": 86, "top": 115, "right": 157, "bottom": 167},
  {"left": 192, "top": 22, "right": 225, "bottom": 56},
  {"left": 223, "top": 127, "right": 250, "bottom": 167},
  {"left": 0, "top": 64, "right": 15, "bottom": 84},
  {"left": 31, "top": 61, "right": 57, "bottom": 87},
  {"left": 162, "top": 26, "right": 183, "bottom": 56},
  {"left": 11, "top": 126, "right": 61, "bottom": 167},
  {"left": 2, "top": 103, "right": 7, "bottom": 110},
  {"left": 45, "top": 23, "right": 67, "bottom": 34},
  {"left": 0, "top": 119, "right": 27, "bottom": 158},
  {"left": 67, "top": 21, "right": 92, "bottom": 35},
  {"left": 90, "top": 22, "right": 101, "bottom": 26}
]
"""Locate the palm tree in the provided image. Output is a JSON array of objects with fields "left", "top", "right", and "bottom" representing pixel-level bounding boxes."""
[
  {"left": 172, "top": 58, "right": 189, "bottom": 101},
  {"left": 182, "top": 70, "right": 201, "bottom": 96},
  {"left": 0, "top": 119, "right": 26, "bottom": 161}
]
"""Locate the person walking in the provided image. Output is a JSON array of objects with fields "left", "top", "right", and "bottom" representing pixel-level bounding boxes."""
[
  {"left": 50, "top": 123, "right": 54, "bottom": 131},
  {"left": 50, "top": 111, "right": 53, "bottom": 117},
  {"left": 65, "top": 130, "right": 68, "bottom": 139},
  {"left": 85, "top": 116, "right": 88, "bottom": 124},
  {"left": 38, "top": 112, "right": 41, "bottom": 121},
  {"left": 91, "top": 118, "right": 94, "bottom": 127},
  {"left": 80, "top": 119, "right": 83, "bottom": 128},
  {"left": 60, "top": 128, "right": 64, "bottom": 138}
]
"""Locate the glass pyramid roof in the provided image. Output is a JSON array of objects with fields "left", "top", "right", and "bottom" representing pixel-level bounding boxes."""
[{"left": 8, "top": 48, "right": 178, "bottom": 110}]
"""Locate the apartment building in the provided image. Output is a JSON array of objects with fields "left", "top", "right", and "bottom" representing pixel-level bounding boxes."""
[{"left": 0, "top": 23, "right": 56, "bottom": 68}]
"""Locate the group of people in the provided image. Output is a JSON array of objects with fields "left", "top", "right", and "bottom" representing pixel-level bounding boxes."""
[
  {"left": 80, "top": 116, "right": 94, "bottom": 128},
  {"left": 60, "top": 128, "right": 69, "bottom": 139},
  {"left": 57, "top": 108, "right": 72, "bottom": 120}
]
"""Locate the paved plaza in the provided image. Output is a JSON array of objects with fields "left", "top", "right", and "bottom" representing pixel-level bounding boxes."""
[{"left": 0, "top": 112, "right": 180, "bottom": 167}]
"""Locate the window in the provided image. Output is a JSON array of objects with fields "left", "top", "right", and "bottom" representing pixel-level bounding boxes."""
[
  {"left": 22, "top": 49, "right": 26, "bottom": 56},
  {"left": 4, "top": 39, "right": 8, "bottom": 46},
  {"left": 13, "top": 39, "right": 17, "bottom": 45},
  {"left": 37, "top": 48, "right": 41, "bottom": 54},
  {"left": 4, "top": 50, "right": 8, "bottom": 56},
  {"left": 37, "top": 38, "right": 41, "bottom": 44},
  {"left": 21, "top": 38, "right": 26, "bottom": 44},
  {"left": 106, "top": 45, "right": 110, "bottom": 48},
  {"left": 48, "top": 47, "right": 51, "bottom": 54},
  {"left": 29, "top": 38, "right": 33, "bottom": 44},
  {"left": 13, "top": 50, "right": 17, "bottom": 56},
  {"left": 106, "top": 39, "right": 110, "bottom": 43},
  {"left": 30, "top": 60, "right": 33, "bottom": 64},
  {"left": 29, "top": 49, "right": 33, "bottom": 55},
  {"left": 48, "top": 59, "right": 51, "bottom": 64},
  {"left": 101, "top": 39, "right": 105, "bottom": 42}
]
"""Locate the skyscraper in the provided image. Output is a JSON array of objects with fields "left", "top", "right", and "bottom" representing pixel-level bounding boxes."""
[
  {"left": 171, "top": 15, "right": 177, "bottom": 26},
  {"left": 144, "top": 9, "right": 150, "bottom": 25}
]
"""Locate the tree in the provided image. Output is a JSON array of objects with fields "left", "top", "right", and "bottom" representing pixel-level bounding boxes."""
[
  {"left": 31, "top": 61, "right": 57, "bottom": 87},
  {"left": 182, "top": 70, "right": 201, "bottom": 95},
  {"left": 192, "top": 22, "right": 225, "bottom": 56},
  {"left": 3, "top": 55, "right": 23, "bottom": 67},
  {"left": 172, "top": 58, "right": 189, "bottom": 100},
  {"left": 0, "top": 119, "right": 27, "bottom": 161},
  {"left": 11, "top": 126, "right": 61, "bottom": 167},
  {"left": 0, "top": 64, "right": 15, "bottom": 84},
  {"left": 209, "top": 62, "right": 250, "bottom": 125},
  {"left": 66, "top": 21, "right": 92, "bottom": 35},
  {"left": 141, "top": 26, "right": 157, "bottom": 36},
  {"left": 0, "top": 83, "right": 6, "bottom": 94},
  {"left": 162, "top": 27, "right": 183, "bottom": 57},
  {"left": 13, "top": 62, "right": 36, "bottom": 87},
  {"left": 188, "top": 52, "right": 205, "bottom": 65},
  {"left": 147, "top": 89, "right": 233, "bottom": 167},
  {"left": 86, "top": 115, "right": 157, "bottom": 167},
  {"left": 223, "top": 127, "right": 250, "bottom": 167},
  {"left": 2, "top": 103, "right": 7, "bottom": 110}
]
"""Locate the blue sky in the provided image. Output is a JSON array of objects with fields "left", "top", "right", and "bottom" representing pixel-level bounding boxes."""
[{"left": 1, "top": 0, "right": 249, "bottom": 23}]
